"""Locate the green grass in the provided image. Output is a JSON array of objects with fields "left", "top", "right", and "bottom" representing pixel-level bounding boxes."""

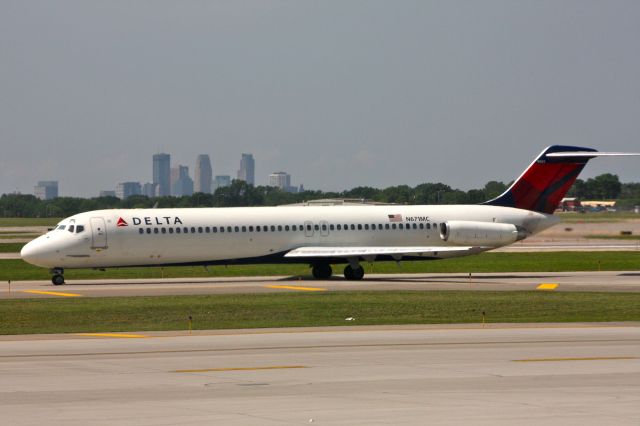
[
  {"left": 0, "top": 218, "right": 61, "bottom": 227},
  {"left": 1, "top": 251, "right": 639, "bottom": 282},
  {"left": 0, "top": 243, "right": 24, "bottom": 253},
  {"left": 1, "top": 291, "right": 639, "bottom": 335}
]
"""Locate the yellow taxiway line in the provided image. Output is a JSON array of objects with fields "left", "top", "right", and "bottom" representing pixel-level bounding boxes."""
[
  {"left": 75, "top": 333, "right": 150, "bottom": 339},
  {"left": 536, "top": 283, "right": 559, "bottom": 291},
  {"left": 513, "top": 356, "right": 638, "bottom": 363},
  {"left": 265, "top": 285, "right": 326, "bottom": 292},
  {"left": 173, "top": 365, "right": 308, "bottom": 373},
  {"left": 22, "top": 290, "right": 82, "bottom": 297}
]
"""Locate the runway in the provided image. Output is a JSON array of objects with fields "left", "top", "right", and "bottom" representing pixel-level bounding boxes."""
[
  {"left": 1, "top": 324, "right": 639, "bottom": 425},
  {"left": 3, "top": 270, "right": 640, "bottom": 299}
]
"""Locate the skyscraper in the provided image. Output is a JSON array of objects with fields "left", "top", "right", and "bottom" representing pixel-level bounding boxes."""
[
  {"left": 115, "top": 182, "right": 142, "bottom": 200},
  {"left": 34, "top": 181, "right": 58, "bottom": 200},
  {"left": 171, "top": 165, "right": 194, "bottom": 197},
  {"left": 153, "top": 153, "right": 171, "bottom": 197},
  {"left": 237, "top": 153, "right": 255, "bottom": 185},
  {"left": 212, "top": 175, "right": 231, "bottom": 191},
  {"left": 268, "top": 172, "right": 291, "bottom": 191},
  {"left": 194, "top": 154, "right": 212, "bottom": 194}
]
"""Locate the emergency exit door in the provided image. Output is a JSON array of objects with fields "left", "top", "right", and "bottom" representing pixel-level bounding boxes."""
[{"left": 90, "top": 217, "right": 108, "bottom": 249}]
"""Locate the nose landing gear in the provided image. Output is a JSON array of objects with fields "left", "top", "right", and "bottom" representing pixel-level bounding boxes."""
[{"left": 50, "top": 268, "right": 65, "bottom": 285}]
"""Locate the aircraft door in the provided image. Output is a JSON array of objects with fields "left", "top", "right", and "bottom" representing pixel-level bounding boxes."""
[
  {"left": 304, "top": 221, "right": 314, "bottom": 237},
  {"left": 90, "top": 217, "right": 108, "bottom": 249}
]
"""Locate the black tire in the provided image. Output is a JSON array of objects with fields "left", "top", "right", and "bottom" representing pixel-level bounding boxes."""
[
  {"left": 344, "top": 265, "right": 364, "bottom": 281},
  {"left": 52, "top": 274, "right": 65, "bottom": 286},
  {"left": 312, "top": 264, "right": 332, "bottom": 280}
]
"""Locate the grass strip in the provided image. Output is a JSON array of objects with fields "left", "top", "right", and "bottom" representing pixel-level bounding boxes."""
[
  {"left": 1, "top": 251, "right": 639, "bottom": 282},
  {"left": 0, "top": 243, "right": 24, "bottom": 253},
  {"left": 1, "top": 291, "right": 639, "bottom": 335},
  {"left": 0, "top": 218, "right": 61, "bottom": 227}
]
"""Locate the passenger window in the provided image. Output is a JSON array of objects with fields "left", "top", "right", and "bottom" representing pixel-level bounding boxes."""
[
  {"left": 146, "top": 228, "right": 151, "bottom": 234},
  {"left": 271, "top": 225, "right": 276, "bottom": 232},
  {"left": 183, "top": 227, "right": 189, "bottom": 233},
  {"left": 139, "top": 228, "right": 144, "bottom": 234},
  {"left": 314, "top": 224, "right": 319, "bottom": 231},
  {"left": 191, "top": 227, "right": 196, "bottom": 233},
  {"left": 205, "top": 227, "right": 210, "bottom": 233},
  {"left": 169, "top": 228, "right": 174, "bottom": 234},
  {"left": 68, "top": 225, "right": 75, "bottom": 233},
  {"left": 364, "top": 224, "right": 369, "bottom": 230},
  {"left": 392, "top": 224, "right": 397, "bottom": 229},
  {"left": 330, "top": 224, "right": 334, "bottom": 231},
  {"left": 162, "top": 228, "right": 167, "bottom": 234},
  {"left": 220, "top": 227, "right": 224, "bottom": 233},
  {"left": 242, "top": 226, "right": 247, "bottom": 232},
  {"left": 321, "top": 224, "right": 327, "bottom": 231},
  {"left": 350, "top": 224, "right": 355, "bottom": 230},
  {"left": 357, "top": 224, "right": 362, "bottom": 230},
  {"left": 337, "top": 224, "right": 342, "bottom": 231},
  {"left": 292, "top": 225, "right": 297, "bottom": 231},
  {"left": 419, "top": 223, "right": 424, "bottom": 229},
  {"left": 256, "top": 226, "right": 261, "bottom": 232},
  {"left": 278, "top": 225, "right": 282, "bottom": 231},
  {"left": 198, "top": 227, "right": 203, "bottom": 233},
  {"left": 154, "top": 228, "right": 159, "bottom": 234},
  {"left": 399, "top": 224, "right": 404, "bottom": 229},
  {"left": 228, "top": 226, "right": 233, "bottom": 233},
  {"left": 213, "top": 227, "right": 217, "bottom": 233},
  {"left": 76, "top": 225, "right": 84, "bottom": 233},
  {"left": 306, "top": 224, "right": 312, "bottom": 231},
  {"left": 385, "top": 224, "right": 390, "bottom": 230},
  {"left": 249, "top": 226, "right": 254, "bottom": 232},
  {"left": 285, "top": 225, "right": 290, "bottom": 231},
  {"left": 413, "top": 224, "right": 417, "bottom": 229},
  {"left": 176, "top": 227, "right": 181, "bottom": 234}
]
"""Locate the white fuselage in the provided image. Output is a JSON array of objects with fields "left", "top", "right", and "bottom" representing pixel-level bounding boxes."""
[{"left": 21, "top": 204, "right": 557, "bottom": 269}]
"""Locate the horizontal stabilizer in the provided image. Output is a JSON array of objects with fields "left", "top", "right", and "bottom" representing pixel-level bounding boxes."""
[{"left": 547, "top": 152, "right": 640, "bottom": 157}]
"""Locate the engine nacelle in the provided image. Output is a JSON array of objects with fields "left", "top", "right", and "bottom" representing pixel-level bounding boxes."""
[{"left": 439, "top": 221, "right": 524, "bottom": 247}]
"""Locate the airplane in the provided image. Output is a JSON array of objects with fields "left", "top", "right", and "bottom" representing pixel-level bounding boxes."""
[{"left": 21, "top": 145, "right": 639, "bottom": 285}]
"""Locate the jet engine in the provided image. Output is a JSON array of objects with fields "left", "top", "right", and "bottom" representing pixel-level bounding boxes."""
[{"left": 439, "top": 221, "right": 527, "bottom": 246}]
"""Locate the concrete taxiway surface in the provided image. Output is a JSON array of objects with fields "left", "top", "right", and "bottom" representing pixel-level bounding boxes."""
[
  {"left": 2, "top": 271, "right": 640, "bottom": 299},
  {"left": 1, "top": 324, "right": 639, "bottom": 425}
]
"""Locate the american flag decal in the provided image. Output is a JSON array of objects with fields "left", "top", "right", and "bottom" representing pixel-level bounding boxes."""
[{"left": 388, "top": 214, "right": 403, "bottom": 223}]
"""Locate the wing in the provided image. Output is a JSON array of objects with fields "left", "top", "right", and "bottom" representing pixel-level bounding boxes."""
[{"left": 285, "top": 246, "right": 482, "bottom": 261}]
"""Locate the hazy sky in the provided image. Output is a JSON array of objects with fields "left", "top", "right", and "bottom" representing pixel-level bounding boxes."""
[{"left": 2, "top": 1, "right": 639, "bottom": 197}]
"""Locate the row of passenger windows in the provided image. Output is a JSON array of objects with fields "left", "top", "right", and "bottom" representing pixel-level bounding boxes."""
[{"left": 137, "top": 222, "right": 439, "bottom": 235}]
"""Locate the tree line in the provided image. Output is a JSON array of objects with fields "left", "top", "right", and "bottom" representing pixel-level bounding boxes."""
[{"left": 1, "top": 174, "right": 639, "bottom": 218}]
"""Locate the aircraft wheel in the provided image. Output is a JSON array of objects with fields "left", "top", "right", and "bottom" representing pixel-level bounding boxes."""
[
  {"left": 344, "top": 265, "right": 364, "bottom": 280},
  {"left": 52, "top": 274, "right": 65, "bottom": 286},
  {"left": 312, "top": 264, "right": 332, "bottom": 280}
]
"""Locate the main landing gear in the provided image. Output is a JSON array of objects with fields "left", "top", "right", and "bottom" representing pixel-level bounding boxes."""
[
  {"left": 50, "top": 268, "right": 65, "bottom": 286},
  {"left": 343, "top": 264, "right": 364, "bottom": 281},
  {"left": 310, "top": 262, "right": 365, "bottom": 280},
  {"left": 311, "top": 263, "right": 333, "bottom": 280}
]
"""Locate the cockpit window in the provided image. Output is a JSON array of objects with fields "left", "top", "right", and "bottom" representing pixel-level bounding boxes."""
[
  {"left": 76, "top": 225, "right": 85, "bottom": 233},
  {"left": 57, "top": 225, "right": 66, "bottom": 230},
  {"left": 68, "top": 225, "right": 75, "bottom": 233}
]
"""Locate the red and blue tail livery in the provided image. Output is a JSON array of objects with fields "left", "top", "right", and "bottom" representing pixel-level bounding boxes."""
[{"left": 484, "top": 145, "right": 633, "bottom": 214}]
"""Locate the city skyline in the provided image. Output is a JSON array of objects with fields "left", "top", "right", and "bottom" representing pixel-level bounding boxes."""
[{"left": 2, "top": 2, "right": 640, "bottom": 197}]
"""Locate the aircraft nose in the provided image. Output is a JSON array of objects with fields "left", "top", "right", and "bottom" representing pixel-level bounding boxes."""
[{"left": 21, "top": 238, "right": 55, "bottom": 267}]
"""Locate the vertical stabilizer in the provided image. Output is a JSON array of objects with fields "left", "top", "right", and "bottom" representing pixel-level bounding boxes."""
[{"left": 483, "top": 145, "right": 597, "bottom": 214}]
